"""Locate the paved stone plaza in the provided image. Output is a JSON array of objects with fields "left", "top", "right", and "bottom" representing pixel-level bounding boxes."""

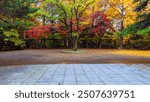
[{"left": 0, "top": 64, "right": 150, "bottom": 85}]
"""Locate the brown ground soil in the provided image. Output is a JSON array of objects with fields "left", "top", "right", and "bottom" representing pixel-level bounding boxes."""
[{"left": 0, "top": 49, "right": 150, "bottom": 66}]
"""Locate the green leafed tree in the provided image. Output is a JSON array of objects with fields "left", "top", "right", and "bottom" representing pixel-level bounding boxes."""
[
  {"left": 135, "top": 0, "right": 150, "bottom": 34},
  {"left": 120, "top": 0, "right": 150, "bottom": 36},
  {"left": 0, "top": 0, "right": 38, "bottom": 32},
  {"left": 0, "top": 0, "right": 38, "bottom": 50},
  {"left": 42, "top": 0, "right": 95, "bottom": 51}
]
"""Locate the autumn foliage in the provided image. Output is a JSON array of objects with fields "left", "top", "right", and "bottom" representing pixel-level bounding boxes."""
[
  {"left": 24, "top": 25, "right": 70, "bottom": 39},
  {"left": 90, "top": 11, "right": 113, "bottom": 35},
  {"left": 55, "top": 25, "right": 68, "bottom": 35},
  {"left": 24, "top": 25, "right": 51, "bottom": 39}
]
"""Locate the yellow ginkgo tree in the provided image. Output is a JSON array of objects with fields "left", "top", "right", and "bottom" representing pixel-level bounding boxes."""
[{"left": 104, "top": 0, "right": 138, "bottom": 49}]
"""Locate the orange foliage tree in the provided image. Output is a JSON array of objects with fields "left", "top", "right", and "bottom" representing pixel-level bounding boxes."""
[{"left": 24, "top": 25, "right": 51, "bottom": 39}]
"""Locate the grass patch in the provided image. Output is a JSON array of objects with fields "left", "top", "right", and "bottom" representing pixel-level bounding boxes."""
[{"left": 62, "top": 50, "right": 85, "bottom": 53}]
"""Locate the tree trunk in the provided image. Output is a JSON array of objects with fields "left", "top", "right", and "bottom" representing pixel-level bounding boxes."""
[
  {"left": 119, "top": 7, "right": 124, "bottom": 49},
  {"left": 119, "top": 20, "right": 124, "bottom": 49},
  {"left": 98, "top": 34, "right": 102, "bottom": 49},
  {"left": 119, "top": 35, "right": 123, "bottom": 49},
  {"left": 43, "top": 16, "right": 46, "bottom": 26},
  {"left": 72, "top": 37, "right": 78, "bottom": 51},
  {"left": 114, "top": 39, "right": 117, "bottom": 48}
]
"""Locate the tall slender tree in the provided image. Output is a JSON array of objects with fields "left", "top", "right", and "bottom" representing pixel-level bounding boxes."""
[{"left": 105, "top": 0, "right": 137, "bottom": 49}]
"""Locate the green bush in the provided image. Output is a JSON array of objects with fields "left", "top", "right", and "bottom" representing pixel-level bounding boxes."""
[
  {"left": 124, "top": 39, "right": 150, "bottom": 50},
  {"left": 0, "top": 28, "right": 25, "bottom": 50},
  {"left": 138, "top": 27, "right": 150, "bottom": 35}
]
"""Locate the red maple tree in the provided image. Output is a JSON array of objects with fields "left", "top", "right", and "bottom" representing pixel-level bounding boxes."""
[
  {"left": 24, "top": 25, "right": 52, "bottom": 39},
  {"left": 91, "top": 11, "right": 113, "bottom": 34},
  {"left": 90, "top": 11, "right": 113, "bottom": 48}
]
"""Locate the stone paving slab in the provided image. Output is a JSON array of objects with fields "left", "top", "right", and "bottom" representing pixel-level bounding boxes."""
[{"left": 0, "top": 64, "right": 150, "bottom": 85}]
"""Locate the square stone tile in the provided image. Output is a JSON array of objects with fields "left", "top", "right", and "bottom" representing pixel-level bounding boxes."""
[
  {"left": 91, "top": 82, "right": 105, "bottom": 85},
  {"left": 50, "top": 81, "right": 63, "bottom": 85},
  {"left": 51, "top": 76, "right": 64, "bottom": 82},
  {"left": 77, "top": 81, "right": 91, "bottom": 85},
  {"left": 76, "top": 75, "right": 89, "bottom": 82},
  {"left": 64, "top": 75, "right": 76, "bottom": 82},
  {"left": 111, "top": 77, "right": 126, "bottom": 82},
  {"left": 63, "top": 81, "right": 77, "bottom": 85}
]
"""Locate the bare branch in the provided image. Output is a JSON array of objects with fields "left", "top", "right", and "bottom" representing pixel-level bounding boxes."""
[{"left": 106, "top": 0, "right": 122, "bottom": 16}]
